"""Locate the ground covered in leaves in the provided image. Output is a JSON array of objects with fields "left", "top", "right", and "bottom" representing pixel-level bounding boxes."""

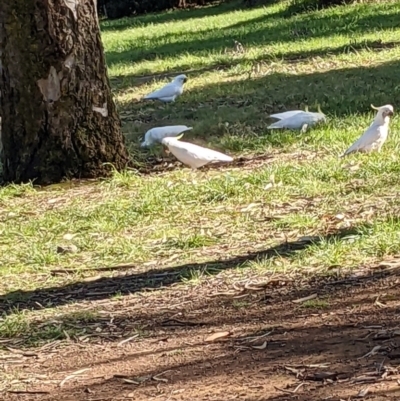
[
  {"left": 2, "top": 0, "right": 400, "bottom": 400},
  {"left": 2, "top": 261, "right": 400, "bottom": 401}
]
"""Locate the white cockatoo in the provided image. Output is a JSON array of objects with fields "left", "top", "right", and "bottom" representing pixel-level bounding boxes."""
[
  {"left": 161, "top": 136, "right": 233, "bottom": 169},
  {"left": 269, "top": 110, "right": 305, "bottom": 120},
  {"left": 268, "top": 106, "right": 326, "bottom": 131},
  {"left": 341, "top": 104, "right": 394, "bottom": 157},
  {"left": 143, "top": 74, "right": 188, "bottom": 103},
  {"left": 140, "top": 125, "right": 193, "bottom": 148}
]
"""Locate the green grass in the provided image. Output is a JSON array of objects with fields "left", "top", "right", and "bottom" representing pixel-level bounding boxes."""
[
  {"left": 1, "top": 0, "right": 400, "bottom": 343},
  {"left": 0, "top": 307, "right": 101, "bottom": 345},
  {"left": 105, "top": 0, "right": 400, "bottom": 160},
  {"left": 300, "top": 299, "right": 330, "bottom": 309}
]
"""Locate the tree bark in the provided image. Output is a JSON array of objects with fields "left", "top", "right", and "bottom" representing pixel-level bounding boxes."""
[{"left": 0, "top": 0, "right": 129, "bottom": 185}]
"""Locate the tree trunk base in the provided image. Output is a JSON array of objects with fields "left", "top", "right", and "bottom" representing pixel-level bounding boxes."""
[{"left": 0, "top": 1, "right": 129, "bottom": 185}]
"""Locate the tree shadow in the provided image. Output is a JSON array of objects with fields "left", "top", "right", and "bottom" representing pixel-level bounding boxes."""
[
  {"left": 105, "top": 2, "right": 399, "bottom": 69},
  {"left": 4, "top": 221, "right": 400, "bottom": 354},
  {"left": 1, "top": 227, "right": 360, "bottom": 315},
  {"left": 110, "top": 38, "right": 399, "bottom": 93},
  {"left": 172, "top": 58, "right": 400, "bottom": 117},
  {"left": 120, "top": 57, "right": 400, "bottom": 172},
  {"left": 11, "top": 260, "right": 400, "bottom": 399},
  {"left": 100, "top": 0, "right": 237, "bottom": 32},
  {"left": 81, "top": 295, "right": 400, "bottom": 364}
]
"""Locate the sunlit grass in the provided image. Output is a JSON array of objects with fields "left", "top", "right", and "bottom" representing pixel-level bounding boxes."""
[{"left": 1, "top": 0, "right": 400, "bottom": 343}]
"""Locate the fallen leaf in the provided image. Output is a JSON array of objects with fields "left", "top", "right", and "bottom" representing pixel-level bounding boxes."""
[
  {"left": 358, "top": 345, "right": 382, "bottom": 359},
  {"left": 240, "top": 203, "right": 260, "bottom": 213},
  {"left": 252, "top": 341, "right": 267, "bottom": 350},
  {"left": 117, "top": 334, "right": 139, "bottom": 347},
  {"left": 356, "top": 387, "right": 370, "bottom": 398},
  {"left": 82, "top": 275, "right": 102, "bottom": 282},
  {"left": 205, "top": 331, "right": 231, "bottom": 342},
  {"left": 48, "top": 198, "right": 63, "bottom": 204},
  {"left": 292, "top": 293, "right": 318, "bottom": 304},
  {"left": 122, "top": 379, "right": 140, "bottom": 385},
  {"left": 60, "top": 368, "right": 90, "bottom": 387},
  {"left": 63, "top": 233, "right": 76, "bottom": 240}
]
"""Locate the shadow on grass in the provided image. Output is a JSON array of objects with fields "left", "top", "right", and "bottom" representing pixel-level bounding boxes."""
[
  {"left": 6, "top": 257, "right": 400, "bottom": 400},
  {"left": 105, "top": 2, "right": 399, "bottom": 68},
  {"left": 100, "top": 0, "right": 237, "bottom": 32},
  {"left": 110, "top": 38, "right": 400, "bottom": 91},
  {"left": 172, "top": 58, "right": 400, "bottom": 116},
  {"left": 0, "top": 227, "right": 361, "bottom": 315},
  {"left": 2, "top": 223, "right": 400, "bottom": 350},
  {"left": 120, "top": 57, "right": 400, "bottom": 168}
]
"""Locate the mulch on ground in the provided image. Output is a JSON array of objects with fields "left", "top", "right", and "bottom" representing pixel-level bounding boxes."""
[{"left": 2, "top": 263, "right": 400, "bottom": 401}]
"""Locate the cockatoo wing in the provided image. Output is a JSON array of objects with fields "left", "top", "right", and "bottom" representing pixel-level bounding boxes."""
[
  {"left": 269, "top": 110, "right": 304, "bottom": 120},
  {"left": 150, "top": 126, "right": 192, "bottom": 142},
  {"left": 163, "top": 139, "right": 233, "bottom": 169},
  {"left": 267, "top": 112, "right": 325, "bottom": 130},
  {"left": 267, "top": 117, "right": 301, "bottom": 129},
  {"left": 151, "top": 126, "right": 192, "bottom": 145},
  {"left": 267, "top": 113, "right": 309, "bottom": 130},
  {"left": 141, "top": 126, "right": 193, "bottom": 147}
]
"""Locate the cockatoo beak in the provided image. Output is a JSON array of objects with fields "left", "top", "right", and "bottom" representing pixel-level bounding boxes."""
[
  {"left": 386, "top": 110, "right": 394, "bottom": 117},
  {"left": 183, "top": 77, "right": 188, "bottom": 83}
]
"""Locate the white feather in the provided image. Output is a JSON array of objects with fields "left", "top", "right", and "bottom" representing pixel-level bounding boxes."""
[
  {"left": 161, "top": 137, "right": 233, "bottom": 169},
  {"left": 141, "top": 125, "right": 193, "bottom": 147},
  {"left": 341, "top": 104, "right": 394, "bottom": 157},
  {"left": 269, "top": 110, "right": 304, "bottom": 120},
  {"left": 143, "top": 74, "right": 187, "bottom": 103}
]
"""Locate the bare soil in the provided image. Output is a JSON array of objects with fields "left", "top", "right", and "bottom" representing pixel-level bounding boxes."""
[{"left": 2, "top": 263, "right": 400, "bottom": 401}]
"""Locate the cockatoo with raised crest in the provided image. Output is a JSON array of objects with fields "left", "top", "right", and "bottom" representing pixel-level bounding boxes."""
[
  {"left": 341, "top": 104, "right": 394, "bottom": 157},
  {"left": 143, "top": 74, "right": 187, "bottom": 103}
]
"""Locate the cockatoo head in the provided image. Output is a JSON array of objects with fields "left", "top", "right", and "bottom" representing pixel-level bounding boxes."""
[
  {"left": 140, "top": 128, "right": 154, "bottom": 148},
  {"left": 372, "top": 104, "right": 394, "bottom": 121},
  {"left": 140, "top": 140, "right": 150, "bottom": 148},
  {"left": 174, "top": 74, "right": 188, "bottom": 84},
  {"left": 161, "top": 134, "right": 184, "bottom": 148},
  {"left": 162, "top": 135, "right": 184, "bottom": 156}
]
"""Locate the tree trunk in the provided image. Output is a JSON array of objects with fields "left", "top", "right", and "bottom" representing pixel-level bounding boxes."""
[{"left": 0, "top": 0, "right": 129, "bottom": 185}]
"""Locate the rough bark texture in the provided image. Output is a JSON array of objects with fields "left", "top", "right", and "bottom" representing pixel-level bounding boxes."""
[{"left": 0, "top": 0, "right": 129, "bottom": 184}]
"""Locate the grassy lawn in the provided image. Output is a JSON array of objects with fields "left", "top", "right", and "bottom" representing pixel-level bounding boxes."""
[{"left": 1, "top": 0, "right": 400, "bottom": 344}]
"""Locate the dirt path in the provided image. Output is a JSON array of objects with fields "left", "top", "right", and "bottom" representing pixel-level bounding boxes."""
[{"left": 2, "top": 264, "right": 400, "bottom": 401}]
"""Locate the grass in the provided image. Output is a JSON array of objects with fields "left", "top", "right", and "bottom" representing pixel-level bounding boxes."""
[
  {"left": 301, "top": 299, "right": 330, "bottom": 309},
  {"left": 0, "top": 307, "right": 102, "bottom": 345},
  {"left": 1, "top": 0, "right": 400, "bottom": 343}
]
